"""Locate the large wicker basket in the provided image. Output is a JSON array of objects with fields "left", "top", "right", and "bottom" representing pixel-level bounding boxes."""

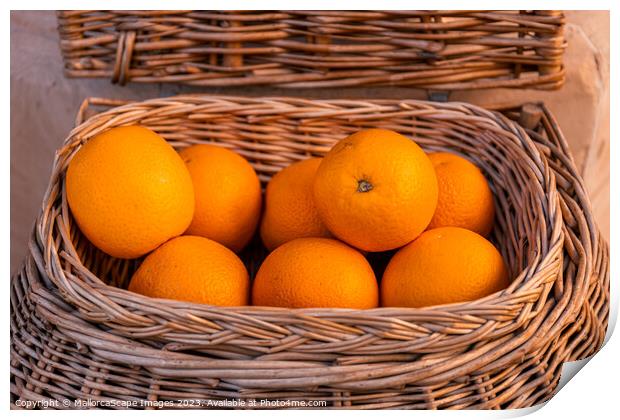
[
  {"left": 10, "top": 96, "right": 608, "bottom": 409},
  {"left": 57, "top": 10, "right": 566, "bottom": 89}
]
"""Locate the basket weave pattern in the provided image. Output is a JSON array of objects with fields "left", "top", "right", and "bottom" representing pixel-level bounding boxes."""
[
  {"left": 10, "top": 96, "right": 607, "bottom": 409},
  {"left": 58, "top": 11, "right": 566, "bottom": 89}
]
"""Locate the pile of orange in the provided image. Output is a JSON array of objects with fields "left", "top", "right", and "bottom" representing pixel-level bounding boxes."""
[{"left": 67, "top": 125, "right": 509, "bottom": 309}]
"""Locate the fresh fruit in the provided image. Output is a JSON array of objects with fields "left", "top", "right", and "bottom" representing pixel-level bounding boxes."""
[
  {"left": 381, "top": 227, "right": 509, "bottom": 308},
  {"left": 128, "top": 236, "right": 249, "bottom": 306},
  {"left": 252, "top": 238, "right": 378, "bottom": 309},
  {"left": 260, "top": 158, "right": 331, "bottom": 250},
  {"left": 313, "top": 128, "right": 438, "bottom": 252},
  {"left": 179, "top": 144, "right": 261, "bottom": 252},
  {"left": 427, "top": 152, "right": 495, "bottom": 236},
  {"left": 66, "top": 125, "right": 194, "bottom": 259}
]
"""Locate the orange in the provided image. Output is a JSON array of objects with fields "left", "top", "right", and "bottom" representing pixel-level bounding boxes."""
[
  {"left": 179, "top": 145, "right": 261, "bottom": 252},
  {"left": 260, "top": 158, "right": 331, "bottom": 250},
  {"left": 313, "top": 129, "right": 438, "bottom": 252},
  {"left": 381, "top": 227, "right": 509, "bottom": 308},
  {"left": 66, "top": 125, "right": 194, "bottom": 259},
  {"left": 252, "top": 238, "right": 378, "bottom": 309},
  {"left": 128, "top": 236, "right": 249, "bottom": 306},
  {"left": 427, "top": 152, "right": 495, "bottom": 236}
]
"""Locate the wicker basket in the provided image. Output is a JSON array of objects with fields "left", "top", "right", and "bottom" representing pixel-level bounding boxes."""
[
  {"left": 57, "top": 10, "right": 566, "bottom": 89},
  {"left": 10, "top": 96, "right": 608, "bottom": 409}
]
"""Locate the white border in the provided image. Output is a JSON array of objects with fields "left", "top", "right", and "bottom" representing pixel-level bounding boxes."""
[{"left": 5, "top": 1, "right": 617, "bottom": 418}]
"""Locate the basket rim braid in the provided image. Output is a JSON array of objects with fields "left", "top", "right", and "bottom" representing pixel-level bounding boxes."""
[
  {"left": 35, "top": 96, "right": 563, "bottom": 382},
  {"left": 10, "top": 97, "right": 608, "bottom": 409},
  {"left": 57, "top": 10, "right": 566, "bottom": 90}
]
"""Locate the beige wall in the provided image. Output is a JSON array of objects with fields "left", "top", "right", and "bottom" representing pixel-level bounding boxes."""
[{"left": 10, "top": 11, "right": 610, "bottom": 273}]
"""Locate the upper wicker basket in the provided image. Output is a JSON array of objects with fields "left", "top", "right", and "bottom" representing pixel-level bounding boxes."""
[{"left": 57, "top": 10, "right": 566, "bottom": 89}]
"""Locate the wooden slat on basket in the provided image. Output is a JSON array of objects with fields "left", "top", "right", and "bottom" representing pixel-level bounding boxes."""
[{"left": 57, "top": 10, "right": 566, "bottom": 89}]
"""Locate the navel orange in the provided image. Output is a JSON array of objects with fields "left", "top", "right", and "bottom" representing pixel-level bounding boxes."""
[
  {"left": 427, "top": 152, "right": 495, "bottom": 236},
  {"left": 260, "top": 158, "right": 331, "bottom": 250},
  {"left": 66, "top": 125, "right": 194, "bottom": 259},
  {"left": 252, "top": 237, "right": 378, "bottom": 309},
  {"left": 128, "top": 235, "right": 249, "bottom": 306},
  {"left": 381, "top": 227, "right": 509, "bottom": 308},
  {"left": 313, "top": 129, "right": 438, "bottom": 252},
  {"left": 179, "top": 144, "right": 261, "bottom": 252}
]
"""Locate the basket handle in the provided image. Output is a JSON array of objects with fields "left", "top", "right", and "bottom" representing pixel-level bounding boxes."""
[{"left": 75, "top": 97, "right": 132, "bottom": 126}]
